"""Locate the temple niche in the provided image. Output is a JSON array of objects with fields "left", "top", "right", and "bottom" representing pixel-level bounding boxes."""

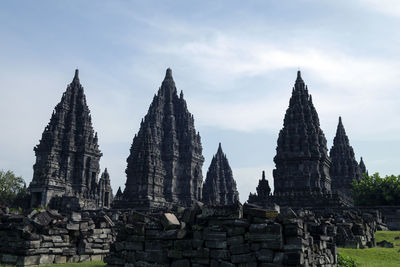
[
  {"left": 329, "top": 117, "right": 362, "bottom": 198},
  {"left": 28, "top": 70, "right": 111, "bottom": 210},
  {"left": 202, "top": 143, "right": 240, "bottom": 206},
  {"left": 114, "top": 68, "right": 204, "bottom": 211}
]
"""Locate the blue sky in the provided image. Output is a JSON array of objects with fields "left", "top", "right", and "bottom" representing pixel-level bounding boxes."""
[{"left": 1, "top": 0, "right": 400, "bottom": 202}]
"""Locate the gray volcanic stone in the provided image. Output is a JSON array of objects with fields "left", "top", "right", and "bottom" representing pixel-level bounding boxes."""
[
  {"left": 161, "top": 213, "right": 180, "bottom": 230},
  {"left": 28, "top": 69, "right": 112, "bottom": 210},
  {"left": 202, "top": 143, "right": 240, "bottom": 206},
  {"left": 273, "top": 71, "right": 332, "bottom": 196},
  {"left": 330, "top": 117, "right": 362, "bottom": 198},
  {"left": 118, "top": 68, "right": 204, "bottom": 210}
]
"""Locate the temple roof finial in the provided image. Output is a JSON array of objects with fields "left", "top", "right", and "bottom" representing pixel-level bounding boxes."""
[
  {"left": 73, "top": 69, "right": 79, "bottom": 82},
  {"left": 295, "top": 70, "right": 304, "bottom": 84},
  {"left": 165, "top": 68, "right": 173, "bottom": 80}
]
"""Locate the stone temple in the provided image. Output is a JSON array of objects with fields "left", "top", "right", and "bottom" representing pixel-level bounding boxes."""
[
  {"left": 329, "top": 117, "right": 362, "bottom": 198},
  {"left": 249, "top": 71, "right": 352, "bottom": 208},
  {"left": 28, "top": 70, "right": 112, "bottom": 210},
  {"left": 274, "top": 71, "right": 332, "bottom": 196},
  {"left": 114, "top": 68, "right": 204, "bottom": 210},
  {"left": 202, "top": 143, "right": 239, "bottom": 205}
]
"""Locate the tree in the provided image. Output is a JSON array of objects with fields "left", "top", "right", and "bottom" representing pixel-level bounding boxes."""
[
  {"left": 0, "top": 169, "right": 28, "bottom": 207},
  {"left": 352, "top": 173, "right": 400, "bottom": 206}
]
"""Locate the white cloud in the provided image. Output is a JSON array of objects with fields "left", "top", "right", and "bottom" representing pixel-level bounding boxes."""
[
  {"left": 360, "top": 0, "right": 400, "bottom": 17},
  {"left": 150, "top": 33, "right": 400, "bottom": 140}
]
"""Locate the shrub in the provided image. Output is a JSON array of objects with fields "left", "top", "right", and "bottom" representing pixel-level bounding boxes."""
[{"left": 338, "top": 253, "right": 358, "bottom": 267}]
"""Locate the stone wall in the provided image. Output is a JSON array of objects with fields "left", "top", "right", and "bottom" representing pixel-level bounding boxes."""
[
  {"left": 300, "top": 208, "right": 378, "bottom": 249},
  {"left": 357, "top": 206, "right": 400, "bottom": 230},
  {"left": 105, "top": 204, "right": 338, "bottom": 267},
  {"left": 0, "top": 209, "right": 115, "bottom": 266}
]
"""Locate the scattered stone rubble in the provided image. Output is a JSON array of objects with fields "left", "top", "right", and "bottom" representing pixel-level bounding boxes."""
[
  {"left": 0, "top": 208, "right": 115, "bottom": 266},
  {"left": 298, "top": 208, "right": 378, "bottom": 249}
]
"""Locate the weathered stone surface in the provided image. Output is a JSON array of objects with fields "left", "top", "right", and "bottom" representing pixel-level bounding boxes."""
[
  {"left": 202, "top": 143, "right": 239, "bottom": 206},
  {"left": 330, "top": 117, "right": 362, "bottom": 198},
  {"left": 0, "top": 210, "right": 115, "bottom": 266},
  {"left": 161, "top": 213, "right": 180, "bottom": 230},
  {"left": 171, "top": 259, "right": 190, "bottom": 267},
  {"left": 117, "top": 68, "right": 204, "bottom": 210},
  {"left": 28, "top": 69, "right": 112, "bottom": 210}
]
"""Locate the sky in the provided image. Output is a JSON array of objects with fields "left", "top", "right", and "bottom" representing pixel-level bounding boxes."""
[{"left": 0, "top": 0, "right": 400, "bottom": 202}]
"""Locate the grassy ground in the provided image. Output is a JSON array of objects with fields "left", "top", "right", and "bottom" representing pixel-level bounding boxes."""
[
  {"left": 1, "top": 261, "right": 105, "bottom": 267},
  {"left": 339, "top": 231, "right": 400, "bottom": 267}
]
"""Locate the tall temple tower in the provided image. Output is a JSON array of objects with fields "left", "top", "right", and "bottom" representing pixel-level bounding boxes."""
[
  {"left": 28, "top": 70, "right": 110, "bottom": 209},
  {"left": 273, "top": 71, "right": 332, "bottom": 196},
  {"left": 118, "top": 68, "right": 204, "bottom": 210},
  {"left": 202, "top": 143, "right": 240, "bottom": 205},
  {"left": 329, "top": 117, "right": 362, "bottom": 197}
]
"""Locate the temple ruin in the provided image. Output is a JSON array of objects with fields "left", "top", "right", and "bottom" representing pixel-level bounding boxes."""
[
  {"left": 28, "top": 70, "right": 112, "bottom": 210},
  {"left": 114, "top": 68, "right": 204, "bottom": 210}
]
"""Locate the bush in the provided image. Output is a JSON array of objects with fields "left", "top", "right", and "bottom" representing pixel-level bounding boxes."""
[
  {"left": 338, "top": 253, "right": 358, "bottom": 267},
  {"left": 352, "top": 173, "right": 400, "bottom": 206}
]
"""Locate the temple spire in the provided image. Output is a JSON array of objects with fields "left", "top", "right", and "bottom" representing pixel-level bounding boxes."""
[
  {"left": 359, "top": 157, "right": 368, "bottom": 176},
  {"left": 274, "top": 70, "right": 331, "bottom": 196},
  {"left": 28, "top": 69, "right": 104, "bottom": 208},
  {"left": 256, "top": 171, "right": 271, "bottom": 199},
  {"left": 119, "top": 69, "right": 204, "bottom": 210},
  {"left": 295, "top": 70, "right": 304, "bottom": 85},
  {"left": 330, "top": 116, "right": 362, "bottom": 197},
  {"left": 202, "top": 143, "right": 239, "bottom": 205},
  {"left": 165, "top": 68, "right": 173, "bottom": 80},
  {"left": 73, "top": 69, "right": 79, "bottom": 83}
]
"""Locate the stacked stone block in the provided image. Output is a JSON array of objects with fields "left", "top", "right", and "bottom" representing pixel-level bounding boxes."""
[
  {"left": 0, "top": 209, "right": 115, "bottom": 266},
  {"left": 105, "top": 204, "right": 338, "bottom": 266}
]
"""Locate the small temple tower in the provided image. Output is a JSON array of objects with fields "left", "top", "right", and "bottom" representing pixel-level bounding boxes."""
[
  {"left": 256, "top": 171, "right": 271, "bottom": 199},
  {"left": 329, "top": 117, "right": 362, "bottom": 197},
  {"left": 202, "top": 143, "right": 240, "bottom": 205},
  {"left": 117, "top": 68, "right": 204, "bottom": 210},
  {"left": 28, "top": 70, "right": 106, "bottom": 209},
  {"left": 273, "top": 71, "right": 332, "bottom": 196},
  {"left": 114, "top": 187, "right": 123, "bottom": 201},
  {"left": 248, "top": 171, "right": 272, "bottom": 204},
  {"left": 98, "top": 168, "right": 113, "bottom": 208},
  {"left": 359, "top": 157, "right": 368, "bottom": 176}
]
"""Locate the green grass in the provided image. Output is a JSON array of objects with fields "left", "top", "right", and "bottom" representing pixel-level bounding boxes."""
[
  {"left": 1, "top": 261, "right": 105, "bottom": 267},
  {"left": 339, "top": 231, "right": 400, "bottom": 267}
]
